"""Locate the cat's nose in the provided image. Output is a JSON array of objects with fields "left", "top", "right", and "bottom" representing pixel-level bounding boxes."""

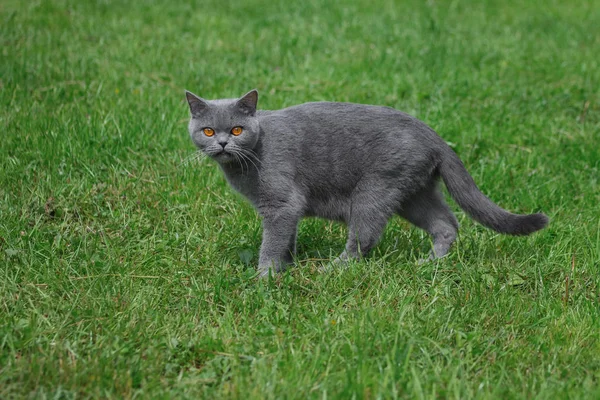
[{"left": 217, "top": 140, "right": 227, "bottom": 149}]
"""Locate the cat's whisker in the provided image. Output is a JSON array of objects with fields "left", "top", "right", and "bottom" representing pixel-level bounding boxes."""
[
  {"left": 230, "top": 146, "right": 254, "bottom": 176},
  {"left": 177, "top": 151, "right": 205, "bottom": 168},
  {"left": 177, "top": 153, "right": 197, "bottom": 166},
  {"left": 230, "top": 151, "right": 245, "bottom": 174},
  {"left": 243, "top": 153, "right": 264, "bottom": 181},
  {"left": 236, "top": 150, "right": 251, "bottom": 175},
  {"left": 240, "top": 150, "right": 262, "bottom": 173},
  {"left": 235, "top": 150, "right": 253, "bottom": 176},
  {"left": 244, "top": 149, "right": 262, "bottom": 166},
  {"left": 228, "top": 148, "right": 244, "bottom": 174},
  {"left": 239, "top": 148, "right": 261, "bottom": 168},
  {"left": 240, "top": 154, "right": 250, "bottom": 176},
  {"left": 231, "top": 148, "right": 262, "bottom": 181}
]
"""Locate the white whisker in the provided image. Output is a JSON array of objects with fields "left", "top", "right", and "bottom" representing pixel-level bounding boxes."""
[
  {"left": 231, "top": 151, "right": 245, "bottom": 174},
  {"left": 237, "top": 149, "right": 263, "bottom": 181},
  {"left": 237, "top": 150, "right": 252, "bottom": 175},
  {"left": 177, "top": 151, "right": 205, "bottom": 168}
]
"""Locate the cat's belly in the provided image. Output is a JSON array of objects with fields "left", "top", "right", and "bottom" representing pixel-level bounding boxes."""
[{"left": 304, "top": 197, "right": 349, "bottom": 222}]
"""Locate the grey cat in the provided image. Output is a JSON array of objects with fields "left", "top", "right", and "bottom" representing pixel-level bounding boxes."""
[{"left": 185, "top": 89, "right": 548, "bottom": 277}]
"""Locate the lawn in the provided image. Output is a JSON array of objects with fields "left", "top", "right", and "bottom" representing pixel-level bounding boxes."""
[{"left": 1, "top": 0, "right": 599, "bottom": 398}]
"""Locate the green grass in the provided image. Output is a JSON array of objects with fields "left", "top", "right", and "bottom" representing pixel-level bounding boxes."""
[{"left": 1, "top": 0, "right": 600, "bottom": 398}]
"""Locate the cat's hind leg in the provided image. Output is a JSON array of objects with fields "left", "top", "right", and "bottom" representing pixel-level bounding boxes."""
[
  {"left": 334, "top": 190, "right": 396, "bottom": 264},
  {"left": 399, "top": 183, "right": 458, "bottom": 260}
]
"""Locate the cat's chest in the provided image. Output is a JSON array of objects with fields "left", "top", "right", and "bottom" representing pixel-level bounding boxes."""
[{"left": 223, "top": 171, "right": 260, "bottom": 205}]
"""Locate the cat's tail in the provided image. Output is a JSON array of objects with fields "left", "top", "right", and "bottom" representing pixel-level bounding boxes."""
[{"left": 439, "top": 147, "right": 548, "bottom": 235}]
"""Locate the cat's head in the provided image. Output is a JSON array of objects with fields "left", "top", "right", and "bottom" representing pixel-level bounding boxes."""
[{"left": 185, "top": 89, "right": 260, "bottom": 164}]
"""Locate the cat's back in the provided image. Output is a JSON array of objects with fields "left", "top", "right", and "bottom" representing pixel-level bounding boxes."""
[
  {"left": 257, "top": 101, "right": 439, "bottom": 153},
  {"left": 259, "top": 101, "right": 433, "bottom": 138},
  {"left": 262, "top": 101, "right": 410, "bottom": 123}
]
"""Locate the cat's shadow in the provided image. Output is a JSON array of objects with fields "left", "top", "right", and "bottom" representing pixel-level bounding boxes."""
[
  {"left": 297, "top": 218, "right": 423, "bottom": 267},
  {"left": 296, "top": 219, "right": 346, "bottom": 261},
  {"left": 235, "top": 217, "right": 433, "bottom": 271}
]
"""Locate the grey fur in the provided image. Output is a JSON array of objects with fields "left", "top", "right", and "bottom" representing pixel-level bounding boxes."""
[{"left": 185, "top": 89, "right": 548, "bottom": 277}]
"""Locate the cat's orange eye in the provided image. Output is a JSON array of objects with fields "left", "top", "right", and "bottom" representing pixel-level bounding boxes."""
[
  {"left": 231, "top": 126, "right": 243, "bottom": 136},
  {"left": 203, "top": 128, "right": 215, "bottom": 137}
]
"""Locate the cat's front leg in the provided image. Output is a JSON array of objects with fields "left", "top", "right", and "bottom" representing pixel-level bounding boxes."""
[{"left": 257, "top": 208, "right": 301, "bottom": 278}]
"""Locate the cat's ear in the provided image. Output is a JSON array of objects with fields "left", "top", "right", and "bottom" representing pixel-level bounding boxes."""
[
  {"left": 185, "top": 90, "right": 208, "bottom": 116},
  {"left": 236, "top": 89, "right": 258, "bottom": 116}
]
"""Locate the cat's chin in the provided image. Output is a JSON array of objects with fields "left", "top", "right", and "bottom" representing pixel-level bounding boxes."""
[{"left": 212, "top": 152, "right": 235, "bottom": 163}]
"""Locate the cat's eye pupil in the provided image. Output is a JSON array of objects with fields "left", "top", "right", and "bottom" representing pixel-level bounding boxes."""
[
  {"left": 231, "top": 126, "right": 243, "bottom": 136},
  {"left": 203, "top": 128, "right": 214, "bottom": 137}
]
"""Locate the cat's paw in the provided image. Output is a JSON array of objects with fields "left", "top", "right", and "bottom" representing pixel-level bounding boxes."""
[
  {"left": 417, "top": 253, "right": 447, "bottom": 265},
  {"left": 417, "top": 257, "right": 432, "bottom": 265},
  {"left": 317, "top": 262, "right": 335, "bottom": 273},
  {"left": 257, "top": 261, "right": 289, "bottom": 279},
  {"left": 318, "top": 254, "right": 350, "bottom": 273},
  {"left": 257, "top": 267, "right": 274, "bottom": 279}
]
